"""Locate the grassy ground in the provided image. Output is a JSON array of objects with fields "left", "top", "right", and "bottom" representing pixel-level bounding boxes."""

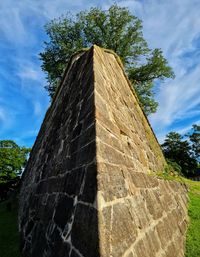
[
  {"left": 0, "top": 199, "right": 20, "bottom": 257},
  {"left": 183, "top": 179, "right": 200, "bottom": 257},
  {"left": 159, "top": 173, "right": 200, "bottom": 257}
]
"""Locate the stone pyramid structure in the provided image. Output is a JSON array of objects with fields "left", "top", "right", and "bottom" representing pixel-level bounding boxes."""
[{"left": 19, "top": 46, "right": 188, "bottom": 257}]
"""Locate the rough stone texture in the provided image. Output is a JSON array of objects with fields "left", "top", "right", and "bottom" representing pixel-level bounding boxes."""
[
  {"left": 19, "top": 46, "right": 188, "bottom": 257},
  {"left": 19, "top": 48, "right": 99, "bottom": 257}
]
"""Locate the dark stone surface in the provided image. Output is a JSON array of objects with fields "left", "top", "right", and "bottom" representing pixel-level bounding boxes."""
[
  {"left": 63, "top": 168, "right": 85, "bottom": 196},
  {"left": 54, "top": 195, "right": 74, "bottom": 230},
  {"left": 79, "top": 163, "right": 97, "bottom": 204},
  {"left": 31, "top": 223, "right": 47, "bottom": 257},
  {"left": 76, "top": 141, "right": 96, "bottom": 167},
  {"left": 71, "top": 250, "right": 81, "bottom": 257},
  {"left": 19, "top": 48, "right": 97, "bottom": 257},
  {"left": 49, "top": 233, "right": 70, "bottom": 257},
  {"left": 71, "top": 203, "right": 100, "bottom": 257}
]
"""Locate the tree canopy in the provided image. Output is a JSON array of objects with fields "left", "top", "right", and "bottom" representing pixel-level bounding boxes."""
[
  {"left": 189, "top": 124, "right": 200, "bottom": 160},
  {"left": 40, "top": 4, "right": 174, "bottom": 115},
  {"left": 0, "top": 140, "right": 30, "bottom": 184},
  {"left": 162, "top": 131, "right": 198, "bottom": 176}
]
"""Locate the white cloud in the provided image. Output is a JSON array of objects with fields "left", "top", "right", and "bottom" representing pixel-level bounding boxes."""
[
  {"left": 0, "top": 1, "right": 26, "bottom": 43},
  {"left": 0, "top": 108, "right": 6, "bottom": 123},
  {"left": 1, "top": 0, "right": 200, "bottom": 145},
  {"left": 0, "top": 0, "right": 100, "bottom": 44},
  {"left": 33, "top": 102, "right": 43, "bottom": 117},
  {"left": 118, "top": 0, "right": 200, "bottom": 138},
  {"left": 0, "top": 107, "right": 13, "bottom": 132},
  {"left": 150, "top": 63, "right": 200, "bottom": 126},
  {"left": 17, "top": 65, "right": 44, "bottom": 82}
]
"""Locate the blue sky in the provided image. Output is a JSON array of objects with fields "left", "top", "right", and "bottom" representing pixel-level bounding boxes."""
[{"left": 0, "top": 0, "right": 200, "bottom": 147}]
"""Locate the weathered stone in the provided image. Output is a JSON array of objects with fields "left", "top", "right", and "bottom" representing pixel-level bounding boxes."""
[
  {"left": 98, "top": 169, "right": 129, "bottom": 202},
  {"left": 156, "top": 219, "right": 172, "bottom": 248},
  {"left": 71, "top": 204, "right": 99, "bottom": 257},
  {"left": 141, "top": 190, "right": 164, "bottom": 219},
  {"left": 135, "top": 239, "right": 149, "bottom": 257},
  {"left": 110, "top": 203, "right": 138, "bottom": 257},
  {"left": 70, "top": 250, "right": 81, "bottom": 257},
  {"left": 127, "top": 197, "right": 151, "bottom": 230},
  {"left": 127, "top": 252, "right": 134, "bottom": 257},
  {"left": 54, "top": 195, "right": 74, "bottom": 230},
  {"left": 79, "top": 163, "right": 97, "bottom": 204},
  {"left": 19, "top": 46, "right": 188, "bottom": 257},
  {"left": 47, "top": 227, "right": 71, "bottom": 257},
  {"left": 99, "top": 206, "right": 112, "bottom": 257},
  {"left": 165, "top": 242, "right": 179, "bottom": 257},
  {"left": 31, "top": 223, "right": 47, "bottom": 257},
  {"left": 63, "top": 168, "right": 85, "bottom": 196}
]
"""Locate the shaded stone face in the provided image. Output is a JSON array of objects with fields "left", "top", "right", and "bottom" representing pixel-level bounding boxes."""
[
  {"left": 19, "top": 48, "right": 98, "bottom": 257},
  {"left": 19, "top": 46, "right": 188, "bottom": 257}
]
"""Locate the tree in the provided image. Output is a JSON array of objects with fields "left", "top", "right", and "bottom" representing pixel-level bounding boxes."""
[
  {"left": 0, "top": 140, "right": 30, "bottom": 184},
  {"left": 189, "top": 124, "right": 200, "bottom": 160},
  {"left": 40, "top": 4, "right": 174, "bottom": 115},
  {"left": 161, "top": 132, "right": 198, "bottom": 176}
]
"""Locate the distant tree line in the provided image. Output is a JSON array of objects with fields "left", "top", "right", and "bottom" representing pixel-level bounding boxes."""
[{"left": 161, "top": 124, "right": 200, "bottom": 177}]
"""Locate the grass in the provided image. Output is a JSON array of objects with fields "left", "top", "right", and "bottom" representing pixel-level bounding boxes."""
[
  {"left": 157, "top": 172, "right": 200, "bottom": 257},
  {"left": 169, "top": 177, "right": 200, "bottom": 257},
  {"left": 183, "top": 179, "right": 200, "bottom": 257},
  {"left": 0, "top": 199, "right": 20, "bottom": 257}
]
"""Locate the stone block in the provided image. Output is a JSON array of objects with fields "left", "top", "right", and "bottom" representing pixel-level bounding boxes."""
[
  {"left": 54, "top": 195, "right": 74, "bottom": 230},
  {"left": 19, "top": 46, "right": 188, "bottom": 257},
  {"left": 71, "top": 203, "right": 99, "bottom": 257},
  {"left": 79, "top": 163, "right": 97, "bottom": 204},
  {"left": 98, "top": 169, "right": 129, "bottom": 202},
  {"left": 110, "top": 202, "right": 138, "bottom": 257},
  {"left": 63, "top": 168, "right": 85, "bottom": 196}
]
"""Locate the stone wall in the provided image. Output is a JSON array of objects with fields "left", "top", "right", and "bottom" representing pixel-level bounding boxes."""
[
  {"left": 93, "top": 46, "right": 188, "bottom": 257},
  {"left": 19, "top": 45, "right": 188, "bottom": 257},
  {"left": 19, "top": 49, "right": 99, "bottom": 257}
]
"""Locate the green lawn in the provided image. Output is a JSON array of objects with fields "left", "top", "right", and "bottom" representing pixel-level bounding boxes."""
[
  {"left": 183, "top": 179, "right": 200, "bottom": 257},
  {"left": 160, "top": 174, "right": 200, "bottom": 257},
  {"left": 0, "top": 200, "right": 20, "bottom": 257}
]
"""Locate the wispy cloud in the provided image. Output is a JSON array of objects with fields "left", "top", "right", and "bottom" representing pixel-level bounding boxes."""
[
  {"left": 17, "top": 67, "right": 42, "bottom": 81},
  {"left": 0, "top": 1, "right": 26, "bottom": 43},
  {"left": 0, "top": 107, "right": 7, "bottom": 124},
  {"left": 32, "top": 102, "right": 43, "bottom": 117},
  {"left": 0, "top": 106, "right": 14, "bottom": 132},
  {"left": 16, "top": 60, "right": 45, "bottom": 84},
  {"left": 118, "top": 0, "right": 200, "bottom": 140},
  {"left": 0, "top": 0, "right": 100, "bottom": 45},
  {"left": 1, "top": 0, "right": 200, "bottom": 146}
]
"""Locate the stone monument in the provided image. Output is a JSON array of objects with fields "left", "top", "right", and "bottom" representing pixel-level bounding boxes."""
[{"left": 19, "top": 45, "right": 188, "bottom": 257}]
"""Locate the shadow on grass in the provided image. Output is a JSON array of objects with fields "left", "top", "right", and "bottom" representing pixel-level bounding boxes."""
[{"left": 0, "top": 199, "right": 20, "bottom": 257}]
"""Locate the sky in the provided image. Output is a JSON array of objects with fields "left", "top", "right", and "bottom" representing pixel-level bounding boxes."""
[{"left": 0, "top": 0, "right": 199, "bottom": 147}]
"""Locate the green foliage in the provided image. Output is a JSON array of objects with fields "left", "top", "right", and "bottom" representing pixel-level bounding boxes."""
[
  {"left": 0, "top": 140, "right": 30, "bottom": 184},
  {"left": 189, "top": 124, "right": 200, "bottom": 160},
  {"left": 129, "top": 48, "right": 174, "bottom": 115},
  {"left": 162, "top": 132, "right": 198, "bottom": 176},
  {"left": 40, "top": 4, "right": 174, "bottom": 115},
  {"left": 164, "top": 158, "right": 182, "bottom": 176},
  {"left": 134, "top": 81, "right": 158, "bottom": 115}
]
